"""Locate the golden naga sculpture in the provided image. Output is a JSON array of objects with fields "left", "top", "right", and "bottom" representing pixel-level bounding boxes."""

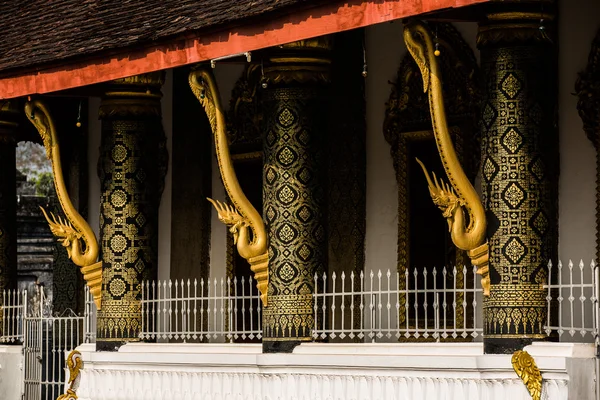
[
  {"left": 25, "top": 101, "right": 102, "bottom": 309},
  {"left": 512, "top": 350, "right": 542, "bottom": 400},
  {"left": 189, "top": 68, "right": 269, "bottom": 305},
  {"left": 403, "top": 21, "right": 490, "bottom": 295},
  {"left": 57, "top": 350, "right": 84, "bottom": 400}
]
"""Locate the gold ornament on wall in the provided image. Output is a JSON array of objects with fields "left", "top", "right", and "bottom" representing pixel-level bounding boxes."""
[
  {"left": 189, "top": 68, "right": 269, "bottom": 305},
  {"left": 25, "top": 100, "right": 102, "bottom": 309},
  {"left": 403, "top": 21, "right": 490, "bottom": 295},
  {"left": 512, "top": 350, "right": 542, "bottom": 400}
]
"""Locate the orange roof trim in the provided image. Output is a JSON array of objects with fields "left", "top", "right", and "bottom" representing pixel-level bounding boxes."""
[{"left": 0, "top": 0, "right": 487, "bottom": 99}]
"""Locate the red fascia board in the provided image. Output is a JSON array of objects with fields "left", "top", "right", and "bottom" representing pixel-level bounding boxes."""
[{"left": 0, "top": 0, "right": 488, "bottom": 99}]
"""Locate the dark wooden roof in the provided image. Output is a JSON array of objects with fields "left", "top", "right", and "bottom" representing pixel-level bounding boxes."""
[{"left": 0, "top": 0, "right": 330, "bottom": 74}]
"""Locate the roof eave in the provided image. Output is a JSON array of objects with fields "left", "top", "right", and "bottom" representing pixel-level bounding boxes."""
[{"left": 0, "top": 0, "right": 490, "bottom": 99}]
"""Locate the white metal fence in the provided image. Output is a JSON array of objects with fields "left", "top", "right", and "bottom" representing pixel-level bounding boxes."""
[
  {"left": 140, "top": 276, "right": 263, "bottom": 342},
  {"left": 543, "top": 260, "right": 599, "bottom": 341},
  {"left": 313, "top": 266, "right": 483, "bottom": 341},
  {"left": 0, "top": 289, "right": 26, "bottom": 343},
  {"left": 115, "top": 260, "right": 600, "bottom": 345},
  {"left": 0, "top": 285, "right": 95, "bottom": 400},
  {"left": 21, "top": 286, "right": 87, "bottom": 400}
]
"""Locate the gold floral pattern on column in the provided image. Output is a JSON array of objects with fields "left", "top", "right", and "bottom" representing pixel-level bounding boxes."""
[
  {"left": 478, "top": 11, "right": 558, "bottom": 352},
  {"left": 96, "top": 72, "right": 166, "bottom": 345},
  {"left": 262, "top": 88, "right": 326, "bottom": 342}
]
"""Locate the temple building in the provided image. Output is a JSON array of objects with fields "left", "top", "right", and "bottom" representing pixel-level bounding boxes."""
[{"left": 1, "top": 0, "right": 600, "bottom": 399}]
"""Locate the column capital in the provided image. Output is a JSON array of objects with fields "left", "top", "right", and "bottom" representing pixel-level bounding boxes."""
[
  {"left": 263, "top": 36, "right": 333, "bottom": 86},
  {"left": 99, "top": 71, "right": 165, "bottom": 119},
  {"left": 477, "top": 10, "right": 556, "bottom": 48}
]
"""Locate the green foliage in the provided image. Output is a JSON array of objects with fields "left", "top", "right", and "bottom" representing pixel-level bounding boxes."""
[{"left": 31, "top": 172, "right": 55, "bottom": 197}]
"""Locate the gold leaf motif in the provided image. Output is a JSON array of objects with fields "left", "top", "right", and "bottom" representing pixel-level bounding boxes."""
[
  {"left": 503, "top": 183, "right": 525, "bottom": 208},
  {"left": 279, "top": 263, "right": 295, "bottom": 281},
  {"left": 278, "top": 224, "right": 296, "bottom": 243},
  {"left": 298, "top": 244, "right": 311, "bottom": 260},
  {"left": 502, "top": 128, "right": 523, "bottom": 154},
  {"left": 278, "top": 147, "right": 296, "bottom": 165},
  {"left": 277, "top": 185, "right": 296, "bottom": 204},
  {"left": 512, "top": 350, "right": 542, "bottom": 400},
  {"left": 502, "top": 73, "right": 522, "bottom": 99},
  {"left": 505, "top": 237, "right": 526, "bottom": 264},
  {"left": 278, "top": 108, "right": 295, "bottom": 127},
  {"left": 484, "top": 158, "right": 498, "bottom": 182}
]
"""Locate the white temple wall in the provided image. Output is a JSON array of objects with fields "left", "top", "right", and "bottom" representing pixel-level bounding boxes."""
[
  {"left": 364, "top": 21, "right": 404, "bottom": 277},
  {"left": 87, "top": 98, "right": 101, "bottom": 241},
  {"left": 209, "top": 64, "right": 246, "bottom": 287},
  {"left": 557, "top": 0, "right": 600, "bottom": 264},
  {"left": 158, "top": 70, "right": 174, "bottom": 281}
]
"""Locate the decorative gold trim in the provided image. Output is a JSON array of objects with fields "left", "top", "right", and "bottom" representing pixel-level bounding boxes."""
[
  {"left": 57, "top": 350, "right": 83, "bottom": 400},
  {"left": 512, "top": 350, "right": 542, "bottom": 400},
  {"left": 25, "top": 100, "right": 102, "bottom": 309},
  {"left": 488, "top": 334, "right": 547, "bottom": 339},
  {"left": 487, "top": 12, "right": 554, "bottom": 21},
  {"left": 404, "top": 21, "right": 490, "bottom": 295},
  {"left": 189, "top": 68, "right": 269, "bottom": 305},
  {"left": 263, "top": 37, "right": 333, "bottom": 86},
  {"left": 99, "top": 72, "right": 165, "bottom": 118},
  {"left": 112, "top": 71, "right": 165, "bottom": 86},
  {"left": 231, "top": 151, "right": 263, "bottom": 162}
]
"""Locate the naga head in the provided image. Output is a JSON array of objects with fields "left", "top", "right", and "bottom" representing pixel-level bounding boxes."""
[
  {"left": 207, "top": 198, "right": 249, "bottom": 245},
  {"left": 24, "top": 101, "right": 54, "bottom": 160},
  {"left": 189, "top": 67, "right": 219, "bottom": 133},
  {"left": 39, "top": 207, "right": 82, "bottom": 259},
  {"left": 415, "top": 158, "right": 464, "bottom": 230},
  {"left": 403, "top": 20, "right": 437, "bottom": 94}
]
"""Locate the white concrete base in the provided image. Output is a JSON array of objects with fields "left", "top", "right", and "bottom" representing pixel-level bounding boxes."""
[
  {"left": 72, "top": 342, "right": 596, "bottom": 400},
  {"left": 0, "top": 345, "right": 23, "bottom": 400}
]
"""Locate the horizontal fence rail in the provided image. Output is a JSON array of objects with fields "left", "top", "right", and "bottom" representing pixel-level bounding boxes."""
[
  {"left": 140, "top": 276, "right": 263, "bottom": 342},
  {"left": 0, "top": 289, "right": 26, "bottom": 343},
  {"left": 543, "top": 260, "right": 599, "bottom": 341},
  {"left": 313, "top": 266, "right": 484, "bottom": 342}
]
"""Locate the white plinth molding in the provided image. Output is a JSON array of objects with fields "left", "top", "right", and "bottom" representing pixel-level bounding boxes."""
[{"left": 73, "top": 342, "right": 595, "bottom": 400}]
